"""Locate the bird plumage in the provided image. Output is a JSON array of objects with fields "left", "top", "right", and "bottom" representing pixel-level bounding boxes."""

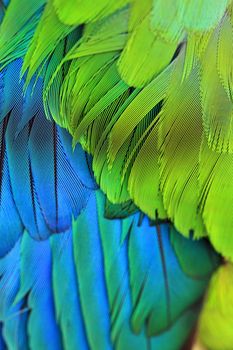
[
  {"left": 0, "top": 54, "right": 219, "bottom": 349},
  {"left": 1, "top": 0, "right": 231, "bottom": 259},
  {"left": 0, "top": 1, "right": 231, "bottom": 349}
]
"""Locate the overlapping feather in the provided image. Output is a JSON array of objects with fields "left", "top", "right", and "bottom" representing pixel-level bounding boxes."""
[
  {"left": 8, "top": 0, "right": 231, "bottom": 260},
  {"left": 0, "top": 190, "right": 219, "bottom": 350},
  {"left": 0, "top": 2, "right": 229, "bottom": 350},
  {"left": 0, "top": 58, "right": 96, "bottom": 255}
]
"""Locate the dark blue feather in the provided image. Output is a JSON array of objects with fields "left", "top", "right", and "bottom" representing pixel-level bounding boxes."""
[{"left": 0, "top": 324, "right": 6, "bottom": 350}]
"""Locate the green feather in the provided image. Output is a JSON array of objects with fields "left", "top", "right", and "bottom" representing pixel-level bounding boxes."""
[
  {"left": 200, "top": 16, "right": 233, "bottom": 153},
  {"left": 159, "top": 53, "right": 204, "bottom": 238},
  {"left": 198, "top": 136, "right": 233, "bottom": 261},
  {"left": 198, "top": 263, "right": 233, "bottom": 350},
  {"left": 52, "top": 0, "right": 130, "bottom": 26},
  {"left": 0, "top": 0, "right": 44, "bottom": 69},
  {"left": 118, "top": 0, "right": 177, "bottom": 87},
  {"left": 22, "top": 2, "right": 73, "bottom": 84}
]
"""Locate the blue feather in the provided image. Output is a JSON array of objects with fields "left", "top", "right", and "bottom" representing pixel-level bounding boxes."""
[
  {"left": 6, "top": 106, "right": 51, "bottom": 239},
  {"left": 0, "top": 324, "right": 6, "bottom": 350},
  {"left": 0, "top": 116, "right": 22, "bottom": 256},
  {"left": 0, "top": 190, "right": 218, "bottom": 349},
  {"left": 16, "top": 234, "right": 62, "bottom": 350},
  {"left": 0, "top": 60, "right": 23, "bottom": 123},
  {"left": 73, "top": 193, "right": 113, "bottom": 350},
  {"left": 0, "top": 59, "right": 96, "bottom": 241},
  {"left": 0, "top": 238, "right": 28, "bottom": 349},
  {"left": 51, "top": 232, "right": 89, "bottom": 350}
]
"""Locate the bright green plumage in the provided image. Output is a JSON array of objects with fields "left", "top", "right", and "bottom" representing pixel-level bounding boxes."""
[
  {"left": 0, "top": 1, "right": 232, "bottom": 348},
  {"left": 198, "top": 263, "right": 233, "bottom": 350}
]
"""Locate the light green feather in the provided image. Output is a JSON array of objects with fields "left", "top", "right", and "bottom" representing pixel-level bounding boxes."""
[
  {"left": 198, "top": 263, "right": 233, "bottom": 350},
  {"left": 52, "top": 0, "right": 130, "bottom": 26},
  {"left": 198, "top": 136, "right": 233, "bottom": 261},
  {"left": 159, "top": 53, "right": 205, "bottom": 238},
  {"left": 200, "top": 18, "right": 233, "bottom": 153}
]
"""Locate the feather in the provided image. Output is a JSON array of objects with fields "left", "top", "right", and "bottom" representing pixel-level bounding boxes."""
[
  {"left": 73, "top": 193, "right": 113, "bottom": 350},
  {"left": 150, "top": 0, "right": 184, "bottom": 42},
  {"left": 108, "top": 63, "right": 172, "bottom": 164},
  {"left": 43, "top": 28, "right": 82, "bottom": 127},
  {"left": 159, "top": 54, "right": 204, "bottom": 237},
  {"left": 200, "top": 18, "right": 233, "bottom": 153},
  {"left": 129, "top": 220, "right": 209, "bottom": 336},
  {"left": 0, "top": 113, "right": 22, "bottom": 256},
  {"left": 16, "top": 234, "right": 62, "bottom": 350},
  {"left": 118, "top": 0, "right": 177, "bottom": 87},
  {"left": 198, "top": 263, "right": 233, "bottom": 350},
  {"left": 217, "top": 14, "right": 233, "bottom": 99},
  {"left": 22, "top": 1, "right": 73, "bottom": 84},
  {"left": 0, "top": 325, "right": 6, "bottom": 350},
  {"left": 198, "top": 136, "right": 233, "bottom": 261},
  {"left": 51, "top": 232, "right": 89, "bottom": 350},
  {"left": 2, "top": 59, "right": 96, "bottom": 240},
  {"left": 170, "top": 227, "right": 220, "bottom": 279},
  {"left": 94, "top": 192, "right": 148, "bottom": 350},
  {"left": 0, "top": 190, "right": 219, "bottom": 349},
  {"left": 126, "top": 109, "right": 165, "bottom": 219},
  {"left": 0, "top": 238, "right": 28, "bottom": 350},
  {"left": 0, "top": 60, "right": 25, "bottom": 256},
  {"left": 182, "top": 0, "right": 229, "bottom": 32},
  {"left": 0, "top": 0, "right": 44, "bottom": 69},
  {"left": 52, "top": 0, "right": 130, "bottom": 26}
]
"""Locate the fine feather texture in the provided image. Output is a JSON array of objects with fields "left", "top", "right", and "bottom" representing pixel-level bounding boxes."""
[
  {"left": 0, "top": 190, "right": 219, "bottom": 350},
  {"left": 0, "top": 58, "right": 96, "bottom": 254},
  {"left": 5, "top": 0, "right": 233, "bottom": 260},
  {"left": 158, "top": 54, "right": 204, "bottom": 237},
  {"left": 0, "top": 0, "right": 44, "bottom": 69},
  {"left": 0, "top": 44, "right": 220, "bottom": 349},
  {"left": 0, "top": 3, "right": 229, "bottom": 349}
]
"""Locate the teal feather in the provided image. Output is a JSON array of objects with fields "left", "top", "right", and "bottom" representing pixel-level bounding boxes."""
[
  {"left": 73, "top": 193, "right": 112, "bottom": 350},
  {"left": 128, "top": 221, "right": 218, "bottom": 337},
  {"left": 170, "top": 227, "right": 220, "bottom": 278},
  {"left": 51, "top": 231, "right": 89, "bottom": 350}
]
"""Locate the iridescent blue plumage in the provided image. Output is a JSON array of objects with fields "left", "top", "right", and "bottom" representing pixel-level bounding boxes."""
[
  {"left": 0, "top": 59, "right": 96, "bottom": 254},
  {"left": 0, "top": 191, "right": 219, "bottom": 350}
]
